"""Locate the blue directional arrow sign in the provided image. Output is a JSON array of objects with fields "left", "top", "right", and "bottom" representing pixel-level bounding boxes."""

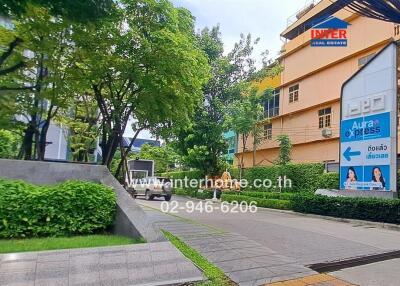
[{"left": 343, "top": 146, "right": 361, "bottom": 162}]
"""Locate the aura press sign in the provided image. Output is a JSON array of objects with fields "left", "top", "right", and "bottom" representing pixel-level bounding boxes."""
[
  {"left": 339, "top": 43, "right": 397, "bottom": 192},
  {"left": 311, "top": 16, "right": 349, "bottom": 47}
]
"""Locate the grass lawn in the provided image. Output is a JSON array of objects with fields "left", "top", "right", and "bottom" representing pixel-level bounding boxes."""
[
  {"left": 0, "top": 235, "right": 145, "bottom": 254},
  {"left": 162, "top": 230, "right": 235, "bottom": 286}
]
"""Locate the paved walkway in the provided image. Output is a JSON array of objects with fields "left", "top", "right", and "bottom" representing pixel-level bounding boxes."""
[
  {"left": 141, "top": 203, "right": 317, "bottom": 286},
  {"left": 139, "top": 196, "right": 400, "bottom": 286},
  {"left": 0, "top": 242, "right": 203, "bottom": 286}
]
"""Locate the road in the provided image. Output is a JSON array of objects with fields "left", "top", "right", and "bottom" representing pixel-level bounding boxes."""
[{"left": 138, "top": 195, "right": 400, "bottom": 285}]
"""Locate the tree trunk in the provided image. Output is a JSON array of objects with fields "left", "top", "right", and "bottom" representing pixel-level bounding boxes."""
[
  {"left": 102, "top": 128, "right": 121, "bottom": 168},
  {"left": 114, "top": 127, "right": 144, "bottom": 179},
  {"left": 21, "top": 124, "right": 35, "bottom": 160}
]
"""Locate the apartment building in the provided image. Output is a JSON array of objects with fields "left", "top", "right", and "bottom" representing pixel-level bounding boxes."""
[{"left": 237, "top": 0, "right": 399, "bottom": 168}]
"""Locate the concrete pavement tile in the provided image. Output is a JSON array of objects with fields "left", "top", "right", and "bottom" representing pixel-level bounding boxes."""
[
  {"left": 35, "top": 277, "right": 68, "bottom": 286},
  {"left": 176, "top": 261, "right": 203, "bottom": 277},
  {"left": 217, "top": 258, "right": 261, "bottom": 273},
  {"left": 35, "top": 268, "right": 69, "bottom": 279},
  {"left": 268, "top": 264, "right": 314, "bottom": 276},
  {"left": 0, "top": 261, "right": 36, "bottom": 273},
  {"left": 0, "top": 272, "right": 35, "bottom": 284},
  {"left": 154, "top": 263, "right": 181, "bottom": 280},
  {"left": 100, "top": 278, "right": 130, "bottom": 286},
  {"left": 127, "top": 265, "right": 156, "bottom": 283},
  {"left": 0, "top": 253, "right": 38, "bottom": 262},
  {"left": 69, "top": 255, "right": 99, "bottom": 265},
  {"left": 228, "top": 267, "right": 276, "bottom": 283},
  {"left": 69, "top": 271, "right": 100, "bottom": 285},
  {"left": 0, "top": 281, "right": 35, "bottom": 286},
  {"left": 37, "top": 253, "right": 69, "bottom": 262},
  {"left": 69, "top": 263, "right": 99, "bottom": 274},
  {"left": 126, "top": 252, "right": 151, "bottom": 265},
  {"left": 202, "top": 249, "right": 243, "bottom": 262},
  {"left": 99, "top": 267, "right": 128, "bottom": 281},
  {"left": 36, "top": 261, "right": 68, "bottom": 272},
  {"left": 99, "top": 254, "right": 126, "bottom": 265}
]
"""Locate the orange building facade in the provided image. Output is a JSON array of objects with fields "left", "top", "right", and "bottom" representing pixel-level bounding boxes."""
[{"left": 237, "top": 0, "right": 400, "bottom": 168}]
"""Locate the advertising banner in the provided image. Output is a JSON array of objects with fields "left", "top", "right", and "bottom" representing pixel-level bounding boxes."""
[{"left": 339, "top": 43, "right": 397, "bottom": 192}]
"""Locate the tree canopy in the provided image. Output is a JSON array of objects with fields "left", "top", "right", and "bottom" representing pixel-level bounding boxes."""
[{"left": 0, "top": 0, "right": 114, "bottom": 22}]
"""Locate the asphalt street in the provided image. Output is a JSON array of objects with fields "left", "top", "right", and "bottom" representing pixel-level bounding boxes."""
[{"left": 137, "top": 195, "right": 400, "bottom": 285}]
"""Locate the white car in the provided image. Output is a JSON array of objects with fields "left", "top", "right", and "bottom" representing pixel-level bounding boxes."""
[{"left": 131, "top": 177, "right": 172, "bottom": 201}]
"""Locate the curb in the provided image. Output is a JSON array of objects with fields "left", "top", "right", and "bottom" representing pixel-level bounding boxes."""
[
  {"left": 255, "top": 206, "right": 400, "bottom": 232},
  {"left": 174, "top": 195, "right": 400, "bottom": 232}
]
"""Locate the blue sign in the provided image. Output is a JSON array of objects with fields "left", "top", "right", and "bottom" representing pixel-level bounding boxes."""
[
  {"left": 340, "top": 112, "right": 390, "bottom": 142},
  {"left": 340, "top": 165, "right": 390, "bottom": 191},
  {"left": 340, "top": 43, "right": 397, "bottom": 193}
]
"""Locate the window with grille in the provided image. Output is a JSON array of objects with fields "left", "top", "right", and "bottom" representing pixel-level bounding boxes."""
[
  {"left": 318, "top": 107, "right": 332, "bottom": 129},
  {"left": 264, "top": 89, "right": 280, "bottom": 118},
  {"left": 289, "top": 84, "right": 299, "bottom": 103},
  {"left": 264, "top": 124, "right": 272, "bottom": 140}
]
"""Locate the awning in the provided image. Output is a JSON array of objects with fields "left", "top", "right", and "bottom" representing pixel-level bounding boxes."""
[{"left": 337, "top": 0, "right": 400, "bottom": 23}]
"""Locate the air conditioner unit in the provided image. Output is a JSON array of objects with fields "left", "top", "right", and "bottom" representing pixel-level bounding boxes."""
[{"left": 322, "top": 128, "right": 332, "bottom": 138}]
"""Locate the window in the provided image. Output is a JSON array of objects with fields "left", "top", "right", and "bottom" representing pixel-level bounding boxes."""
[
  {"left": 289, "top": 84, "right": 299, "bottom": 103},
  {"left": 318, "top": 107, "right": 332, "bottom": 129},
  {"left": 264, "top": 89, "right": 280, "bottom": 118},
  {"left": 395, "top": 25, "right": 400, "bottom": 36},
  {"left": 358, "top": 53, "right": 375, "bottom": 67},
  {"left": 264, "top": 124, "right": 272, "bottom": 140}
]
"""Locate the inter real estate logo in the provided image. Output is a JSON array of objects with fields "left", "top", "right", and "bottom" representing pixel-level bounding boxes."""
[{"left": 311, "top": 16, "right": 350, "bottom": 47}]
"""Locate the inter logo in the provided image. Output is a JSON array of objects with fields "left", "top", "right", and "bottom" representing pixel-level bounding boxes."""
[{"left": 310, "top": 16, "right": 350, "bottom": 47}]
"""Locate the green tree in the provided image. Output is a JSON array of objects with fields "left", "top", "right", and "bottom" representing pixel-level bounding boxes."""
[
  {"left": 0, "top": 0, "right": 114, "bottom": 22},
  {"left": 73, "top": 0, "right": 210, "bottom": 168},
  {"left": 0, "top": 129, "right": 18, "bottom": 158},
  {"left": 225, "top": 87, "right": 265, "bottom": 178},
  {"left": 275, "top": 134, "right": 292, "bottom": 165},
  {"left": 138, "top": 143, "right": 179, "bottom": 174},
  {"left": 6, "top": 6, "right": 78, "bottom": 160},
  {"left": 0, "top": 0, "right": 114, "bottom": 90},
  {"left": 56, "top": 93, "right": 99, "bottom": 162},
  {"left": 173, "top": 30, "right": 262, "bottom": 176}
]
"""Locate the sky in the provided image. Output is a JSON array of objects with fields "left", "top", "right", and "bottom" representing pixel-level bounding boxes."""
[
  {"left": 171, "top": 0, "right": 313, "bottom": 63},
  {"left": 126, "top": 0, "right": 312, "bottom": 139}
]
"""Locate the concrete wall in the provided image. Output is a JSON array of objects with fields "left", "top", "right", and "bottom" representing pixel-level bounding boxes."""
[{"left": 0, "top": 159, "right": 165, "bottom": 242}]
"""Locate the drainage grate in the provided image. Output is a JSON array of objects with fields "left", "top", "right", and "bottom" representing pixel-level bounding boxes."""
[{"left": 308, "top": 250, "right": 400, "bottom": 272}]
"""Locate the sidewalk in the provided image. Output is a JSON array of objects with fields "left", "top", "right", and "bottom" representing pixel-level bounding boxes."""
[
  {"left": 142, "top": 204, "right": 318, "bottom": 286},
  {"left": 0, "top": 241, "right": 203, "bottom": 286}
]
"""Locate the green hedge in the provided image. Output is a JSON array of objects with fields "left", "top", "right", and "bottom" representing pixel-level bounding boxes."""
[
  {"left": 223, "top": 190, "right": 295, "bottom": 200},
  {"left": 0, "top": 179, "right": 116, "bottom": 238},
  {"left": 159, "top": 170, "right": 203, "bottom": 181},
  {"left": 241, "top": 163, "right": 325, "bottom": 192},
  {"left": 173, "top": 188, "right": 214, "bottom": 200},
  {"left": 221, "top": 194, "right": 292, "bottom": 210},
  {"left": 318, "top": 172, "right": 339, "bottom": 189},
  {"left": 292, "top": 193, "right": 400, "bottom": 224}
]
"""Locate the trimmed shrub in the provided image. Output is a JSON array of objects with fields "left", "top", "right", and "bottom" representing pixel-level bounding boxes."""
[
  {"left": 159, "top": 170, "right": 203, "bottom": 181},
  {"left": 173, "top": 188, "right": 214, "bottom": 199},
  {"left": 242, "top": 163, "right": 325, "bottom": 192},
  {"left": 223, "top": 191, "right": 295, "bottom": 200},
  {"left": 318, "top": 172, "right": 339, "bottom": 189},
  {"left": 292, "top": 193, "right": 400, "bottom": 224},
  {"left": 0, "top": 178, "right": 116, "bottom": 238},
  {"left": 221, "top": 194, "right": 292, "bottom": 210},
  {"left": 174, "top": 188, "right": 196, "bottom": 197}
]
